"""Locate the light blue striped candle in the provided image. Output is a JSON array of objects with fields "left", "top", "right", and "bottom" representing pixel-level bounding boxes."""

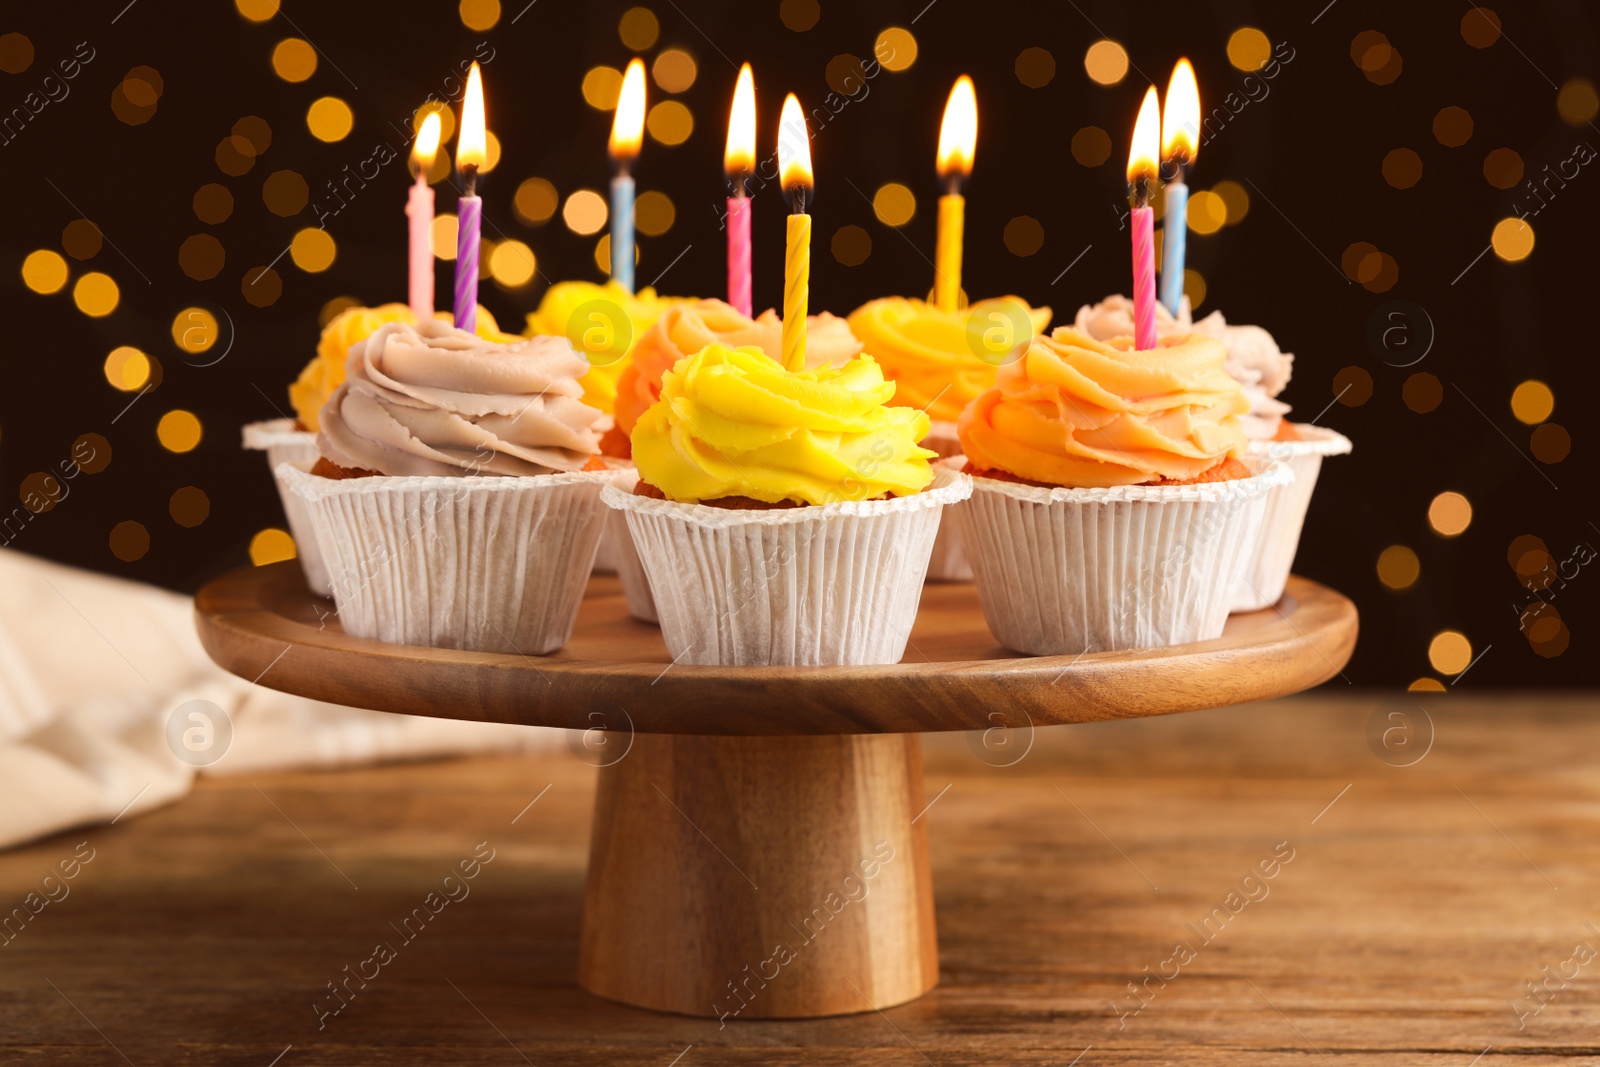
[
  {"left": 1159, "top": 180, "right": 1187, "bottom": 318},
  {"left": 610, "top": 173, "right": 635, "bottom": 294}
]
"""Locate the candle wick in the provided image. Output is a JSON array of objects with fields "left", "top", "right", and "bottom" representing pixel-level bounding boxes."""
[
  {"left": 944, "top": 174, "right": 962, "bottom": 199},
  {"left": 461, "top": 163, "right": 479, "bottom": 200},
  {"left": 790, "top": 186, "right": 807, "bottom": 216}
]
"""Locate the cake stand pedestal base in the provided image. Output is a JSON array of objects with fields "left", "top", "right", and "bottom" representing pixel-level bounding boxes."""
[{"left": 578, "top": 733, "right": 939, "bottom": 1019}]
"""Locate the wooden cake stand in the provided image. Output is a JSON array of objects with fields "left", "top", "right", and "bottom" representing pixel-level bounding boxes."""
[{"left": 195, "top": 562, "right": 1357, "bottom": 1020}]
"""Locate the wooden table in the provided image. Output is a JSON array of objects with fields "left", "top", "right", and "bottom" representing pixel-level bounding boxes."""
[{"left": 3, "top": 693, "right": 1596, "bottom": 1064}]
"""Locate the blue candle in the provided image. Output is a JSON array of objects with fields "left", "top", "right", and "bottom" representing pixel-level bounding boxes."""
[
  {"left": 1159, "top": 180, "right": 1187, "bottom": 317},
  {"left": 608, "top": 58, "right": 646, "bottom": 294},
  {"left": 1159, "top": 58, "right": 1200, "bottom": 318}
]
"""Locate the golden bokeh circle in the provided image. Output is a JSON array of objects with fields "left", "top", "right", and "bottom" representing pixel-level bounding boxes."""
[
  {"left": 1186, "top": 190, "right": 1226, "bottom": 235},
  {"left": 1508, "top": 534, "right": 1549, "bottom": 578},
  {"left": 825, "top": 54, "right": 868, "bottom": 96},
  {"left": 1183, "top": 270, "right": 1206, "bottom": 310},
  {"left": 319, "top": 296, "right": 360, "bottom": 326},
  {"left": 109, "top": 521, "right": 150, "bottom": 563},
  {"left": 1070, "top": 126, "right": 1110, "bottom": 167},
  {"left": 490, "top": 239, "right": 537, "bottom": 287},
  {"left": 583, "top": 66, "right": 623, "bottom": 110},
  {"left": 22, "top": 249, "right": 69, "bottom": 294},
  {"left": 1333, "top": 365, "right": 1374, "bottom": 406},
  {"left": 619, "top": 6, "right": 660, "bottom": 49},
  {"left": 1427, "top": 491, "right": 1472, "bottom": 537},
  {"left": 1483, "top": 148, "right": 1523, "bottom": 189},
  {"left": 779, "top": 0, "right": 820, "bottom": 32},
  {"left": 291, "top": 228, "right": 336, "bottom": 272},
  {"left": 1408, "top": 678, "right": 1446, "bottom": 693},
  {"left": 635, "top": 190, "right": 675, "bottom": 236},
  {"left": 73, "top": 272, "right": 120, "bottom": 317},
  {"left": 193, "top": 183, "right": 235, "bottom": 224},
  {"left": 179, "top": 234, "right": 226, "bottom": 281},
  {"left": 1382, "top": 148, "right": 1422, "bottom": 189},
  {"left": 1510, "top": 380, "right": 1554, "bottom": 425},
  {"left": 216, "top": 136, "right": 255, "bottom": 176},
  {"left": 1461, "top": 7, "right": 1501, "bottom": 47},
  {"left": 1003, "top": 216, "right": 1044, "bottom": 257},
  {"left": 62, "top": 219, "right": 103, "bottom": 261},
  {"left": 242, "top": 266, "right": 282, "bottom": 307},
  {"left": 1403, "top": 372, "right": 1442, "bottom": 413},
  {"left": 563, "top": 190, "right": 609, "bottom": 236},
  {"left": 1377, "top": 545, "right": 1420, "bottom": 591},
  {"left": 170, "top": 486, "right": 210, "bottom": 528},
  {"left": 158, "top": 410, "right": 204, "bottom": 453},
  {"left": 1226, "top": 27, "right": 1271, "bottom": 72},
  {"left": 1558, "top": 78, "right": 1599, "bottom": 126},
  {"left": 831, "top": 225, "right": 872, "bottom": 267},
  {"left": 1427, "top": 630, "right": 1472, "bottom": 675},
  {"left": 271, "top": 37, "right": 316, "bottom": 82},
  {"left": 1432, "top": 106, "right": 1473, "bottom": 147},
  {"left": 250, "top": 528, "right": 297, "bottom": 566},
  {"left": 104, "top": 346, "right": 152, "bottom": 392},
  {"left": 515, "top": 178, "right": 559, "bottom": 225},
  {"left": 459, "top": 0, "right": 501, "bottom": 31},
  {"left": 1530, "top": 423, "right": 1570, "bottom": 464},
  {"left": 646, "top": 100, "right": 693, "bottom": 145},
  {"left": 1212, "top": 180, "right": 1249, "bottom": 223},
  {"left": 1015, "top": 47, "right": 1056, "bottom": 89},
  {"left": 653, "top": 49, "right": 698, "bottom": 92},
  {"left": 306, "top": 96, "right": 353, "bottom": 142},
  {"left": 875, "top": 28, "right": 917, "bottom": 72},
  {"left": 20, "top": 471, "right": 65, "bottom": 514},
  {"left": 1491, "top": 217, "right": 1534, "bottom": 261},
  {"left": 591, "top": 234, "right": 639, "bottom": 277},
  {"left": 235, "top": 0, "right": 280, "bottom": 21},
  {"left": 872, "top": 183, "right": 916, "bottom": 227},
  {"left": 234, "top": 115, "right": 272, "bottom": 154},
  {"left": 172, "top": 307, "right": 219, "bottom": 354},
  {"left": 1081, "top": 40, "right": 1126, "bottom": 85},
  {"left": 431, "top": 214, "right": 459, "bottom": 260},
  {"left": 74, "top": 434, "right": 112, "bottom": 474},
  {"left": 0, "top": 32, "right": 34, "bottom": 74}
]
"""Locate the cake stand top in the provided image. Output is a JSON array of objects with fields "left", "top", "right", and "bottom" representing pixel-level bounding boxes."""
[{"left": 195, "top": 562, "right": 1356, "bottom": 736}]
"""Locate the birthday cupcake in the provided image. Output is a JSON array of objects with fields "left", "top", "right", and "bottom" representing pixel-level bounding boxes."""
[
  {"left": 1075, "top": 294, "right": 1352, "bottom": 610},
  {"left": 603, "top": 343, "right": 970, "bottom": 665},
  {"left": 952, "top": 327, "right": 1289, "bottom": 655},
  {"left": 278, "top": 319, "right": 613, "bottom": 654},
  {"left": 241, "top": 303, "right": 515, "bottom": 596},
  {"left": 846, "top": 295, "right": 1050, "bottom": 580},
  {"left": 603, "top": 299, "right": 862, "bottom": 621},
  {"left": 523, "top": 280, "right": 688, "bottom": 414}
]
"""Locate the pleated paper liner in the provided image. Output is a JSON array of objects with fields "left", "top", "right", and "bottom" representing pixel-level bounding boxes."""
[
  {"left": 953, "top": 456, "right": 1292, "bottom": 655},
  {"left": 1233, "top": 426, "right": 1353, "bottom": 612},
  {"left": 922, "top": 422, "right": 973, "bottom": 581},
  {"left": 279, "top": 464, "right": 614, "bottom": 654},
  {"left": 604, "top": 468, "right": 973, "bottom": 665},
  {"left": 242, "top": 419, "right": 330, "bottom": 596}
]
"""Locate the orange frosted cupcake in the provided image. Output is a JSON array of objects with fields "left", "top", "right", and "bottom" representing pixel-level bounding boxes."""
[{"left": 951, "top": 327, "right": 1290, "bottom": 654}]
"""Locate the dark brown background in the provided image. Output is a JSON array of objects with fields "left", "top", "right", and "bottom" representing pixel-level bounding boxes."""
[{"left": 0, "top": 0, "right": 1593, "bottom": 687}]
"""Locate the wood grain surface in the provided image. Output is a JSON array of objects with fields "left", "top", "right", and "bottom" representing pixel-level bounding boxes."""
[
  {"left": 4, "top": 695, "right": 1596, "bottom": 1064},
  {"left": 193, "top": 563, "right": 1358, "bottom": 735}
]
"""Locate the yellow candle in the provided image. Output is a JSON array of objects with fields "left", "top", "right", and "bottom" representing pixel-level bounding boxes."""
[
  {"left": 934, "top": 75, "right": 977, "bottom": 313},
  {"left": 778, "top": 93, "right": 814, "bottom": 372}
]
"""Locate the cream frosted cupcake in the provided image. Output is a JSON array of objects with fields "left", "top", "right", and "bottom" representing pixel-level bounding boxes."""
[
  {"left": 243, "top": 303, "right": 517, "bottom": 595},
  {"left": 1076, "top": 295, "right": 1352, "bottom": 610},
  {"left": 604, "top": 299, "right": 862, "bottom": 621},
  {"left": 847, "top": 295, "right": 1051, "bottom": 580},
  {"left": 279, "top": 319, "right": 613, "bottom": 654},
  {"left": 603, "top": 343, "right": 970, "bottom": 665},
  {"left": 953, "top": 327, "right": 1289, "bottom": 655}
]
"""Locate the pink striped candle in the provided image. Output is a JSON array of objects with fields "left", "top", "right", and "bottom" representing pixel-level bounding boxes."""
[
  {"left": 726, "top": 194, "right": 751, "bottom": 316},
  {"left": 455, "top": 193, "right": 480, "bottom": 332},
  {"left": 1131, "top": 205, "right": 1156, "bottom": 350}
]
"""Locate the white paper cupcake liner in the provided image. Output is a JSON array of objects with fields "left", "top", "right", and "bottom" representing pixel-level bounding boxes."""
[
  {"left": 279, "top": 464, "right": 613, "bottom": 654},
  {"left": 953, "top": 457, "right": 1292, "bottom": 655},
  {"left": 602, "top": 470, "right": 658, "bottom": 624},
  {"left": 602, "top": 468, "right": 972, "bottom": 665},
  {"left": 587, "top": 453, "right": 634, "bottom": 575},
  {"left": 242, "top": 419, "right": 331, "bottom": 596},
  {"left": 1233, "top": 426, "right": 1353, "bottom": 611},
  {"left": 920, "top": 427, "right": 973, "bottom": 582}
]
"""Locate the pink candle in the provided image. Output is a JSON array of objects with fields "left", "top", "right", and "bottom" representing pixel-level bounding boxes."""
[
  {"left": 454, "top": 63, "right": 487, "bottom": 332},
  {"left": 1131, "top": 206, "right": 1157, "bottom": 350},
  {"left": 726, "top": 194, "right": 751, "bottom": 316},
  {"left": 408, "top": 112, "right": 442, "bottom": 321},
  {"left": 1126, "top": 86, "right": 1162, "bottom": 351}
]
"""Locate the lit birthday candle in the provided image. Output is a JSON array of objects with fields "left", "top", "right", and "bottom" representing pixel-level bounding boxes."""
[
  {"left": 1159, "top": 59, "right": 1199, "bottom": 317},
  {"left": 934, "top": 75, "right": 977, "bottom": 313},
  {"left": 407, "top": 111, "right": 441, "bottom": 320},
  {"left": 1127, "top": 85, "right": 1161, "bottom": 350},
  {"left": 724, "top": 63, "right": 756, "bottom": 317},
  {"left": 609, "top": 58, "right": 647, "bottom": 294},
  {"left": 454, "top": 63, "right": 486, "bottom": 331},
  {"left": 777, "top": 93, "right": 813, "bottom": 372}
]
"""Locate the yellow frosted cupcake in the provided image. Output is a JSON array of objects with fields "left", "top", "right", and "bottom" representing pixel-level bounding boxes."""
[
  {"left": 603, "top": 343, "right": 971, "bottom": 664},
  {"left": 523, "top": 281, "right": 688, "bottom": 414}
]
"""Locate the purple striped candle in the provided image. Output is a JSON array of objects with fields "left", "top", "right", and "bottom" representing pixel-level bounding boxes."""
[{"left": 454, "top": 194, "right": 481, "bottom": 332}]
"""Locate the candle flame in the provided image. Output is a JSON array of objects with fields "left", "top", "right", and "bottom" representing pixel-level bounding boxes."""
[
  {"left": 413, "top": 111, "right": 442, "bottom": 171},
  {"left": 778, "top": 93, "right": 813, "bottom": 199},
  {"left": 457, "top": 63, "right": 487, "bottom": 171},
  {"left": 1161, "top": 58, "right": 1200, "bottom": 166},
  {"left": 610, "top": 58, "right": 647, "bottom": 161},
  {"left": 937, "top": 75, "right": 977, "bottom": 180},
  {"left": 1126, "top": 85, "right": 1160, "bottom": 185},
  {"left": 725, "top": 63, "right": 756, "bottom": 179}
]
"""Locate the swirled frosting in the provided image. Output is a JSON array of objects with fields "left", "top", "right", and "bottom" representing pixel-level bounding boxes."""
[
  {"left": 614, "top": 300, "right": 863, "bottom": 436},
  {"left": 1074, "top": 294, "right": 1294, "bottom": 439},
  {"left": 290, "top": 303, "right": 516, "bottom": 432},
  {"left": 846, "top": 296, "right": 1052, "bottom": 423},
  {"left": 523, "top": 281, "right": 688, "bottom": 414},
  {"left": 956, "top": 327, "right": 1248, "bottom": 488},
  {"left": 317, "top": 320, "right": 604, "bottom": 477},
  {"left": 630, "top": 344, "right": 936, "bottom": 505}
]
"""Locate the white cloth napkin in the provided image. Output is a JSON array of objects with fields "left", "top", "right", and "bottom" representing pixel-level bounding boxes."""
[{"left": 0, "top": 550, "right": 560, "bottom": 851}]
